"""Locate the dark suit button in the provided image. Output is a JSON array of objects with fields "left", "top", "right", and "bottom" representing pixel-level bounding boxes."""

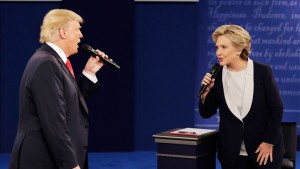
[
  {"left": 85, "top": 125, "right": 88, "bottom": 128},
  {"left": 84, "top": 146, "right": 88, "bottom": 149}
]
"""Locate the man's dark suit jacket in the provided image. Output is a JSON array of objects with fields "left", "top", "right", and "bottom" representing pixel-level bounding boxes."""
[
  {"left": 9, "top": 44, "right": 99, "bottom": 169},
  {"left": 199, "top": 61, "right": 284, "bottom": 168}
]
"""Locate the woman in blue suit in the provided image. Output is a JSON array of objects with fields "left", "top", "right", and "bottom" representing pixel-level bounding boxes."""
[{"left": 199, "top": 25, "right": 284, "bottom": 169}]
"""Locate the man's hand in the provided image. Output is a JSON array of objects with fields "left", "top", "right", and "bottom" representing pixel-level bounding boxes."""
[{"left": 83, "top": 49, "right": 109, "bottom": 76}]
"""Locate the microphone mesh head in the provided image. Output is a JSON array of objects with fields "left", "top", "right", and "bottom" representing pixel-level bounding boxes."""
[
  {"left": 81, "top": 44, "right": 91, "bottom": 51},
  {"left": 81, "top": 44, "right": 96, "bottom": 56}
]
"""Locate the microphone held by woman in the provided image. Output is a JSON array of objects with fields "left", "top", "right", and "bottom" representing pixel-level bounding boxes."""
[{"left": 198, "top": 63, "right": 220, "bottom": 96}]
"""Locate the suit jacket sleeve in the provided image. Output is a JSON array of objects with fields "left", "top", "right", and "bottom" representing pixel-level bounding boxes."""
[
  {"left": 262, "top": 66, "right": 283, "bottom": 145},
  {"left": 77, "top": 74, "right": 100, "bottom": 100},
  {"left": 198, "top": 71, "right": 221, "bottom": 119}
]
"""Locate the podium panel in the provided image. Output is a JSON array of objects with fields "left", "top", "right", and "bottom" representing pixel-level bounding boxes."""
[{"left": 153, "top": 128, "right": 218, "bottom": 169}]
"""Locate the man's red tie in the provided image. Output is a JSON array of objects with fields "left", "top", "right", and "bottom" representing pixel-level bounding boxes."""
[{"left": 66, "top": 59, "right": 75, "bottom": 78}]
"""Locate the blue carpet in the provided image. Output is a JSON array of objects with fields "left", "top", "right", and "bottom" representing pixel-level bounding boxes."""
[
  {"left": 88, "top": 151, "right": 157, "bottom": 169},
  {"left": 1, "top": 151, "right": 299, "bottom": 169}
]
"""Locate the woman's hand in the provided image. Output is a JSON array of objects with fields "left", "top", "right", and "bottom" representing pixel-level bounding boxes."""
[
  {"left": 255, "top": 142, "right": 273, "bottom": 165},
  {"left": 73, "top": 165, "right": 80, "bottom": 169},
  {"left": 200, "top": 73, "right": 215, "bottom": 102}
]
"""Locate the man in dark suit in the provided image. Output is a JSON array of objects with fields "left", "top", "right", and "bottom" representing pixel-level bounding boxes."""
[
  {"left": 199, "top": 25, "right": 283, "bottom": 169},
  {"left": 9, "top": 9, "right": 108, "bottom": 169}
]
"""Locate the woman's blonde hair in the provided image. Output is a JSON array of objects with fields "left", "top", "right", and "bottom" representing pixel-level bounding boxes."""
[
  {"left": 212, "top": 25, "right": 251, "bottom": 60},
  {"left": 39, "top": 9, "right": 83, "bottom": 43}
]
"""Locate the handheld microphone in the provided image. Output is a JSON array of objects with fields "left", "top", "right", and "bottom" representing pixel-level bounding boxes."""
[
  {"left": 198, "top": 63, "right": 221, "bottom": 97},
  {"left": 81, "top": 44, "right": 120, "bottom": 70}
]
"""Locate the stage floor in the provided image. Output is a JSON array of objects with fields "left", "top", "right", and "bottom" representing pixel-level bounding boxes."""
[{"left": 1, "top": 151, "right": 299, "bottom": 169}]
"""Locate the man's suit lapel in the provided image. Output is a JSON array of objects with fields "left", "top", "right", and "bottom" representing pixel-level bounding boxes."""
[
  {"left": 59, "top": 60, "right": 89, "bottom": 114},
  {"left": 41, "top": 44, "right": 89, "bottom": 114}
]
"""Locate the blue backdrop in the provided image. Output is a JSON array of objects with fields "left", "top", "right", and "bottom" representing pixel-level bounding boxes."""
[{"left": 194, "top": 0, "right": 300, "bottom": 147}]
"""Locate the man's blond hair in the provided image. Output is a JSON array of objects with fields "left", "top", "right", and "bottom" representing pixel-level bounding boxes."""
[{"left": 39, "top": 9, "right": 83, "bottom": 43}]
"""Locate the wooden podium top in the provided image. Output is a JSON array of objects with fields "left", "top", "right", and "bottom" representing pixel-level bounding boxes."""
[{"left": 153, "top": 128, "right": 218, "bottom": 145}]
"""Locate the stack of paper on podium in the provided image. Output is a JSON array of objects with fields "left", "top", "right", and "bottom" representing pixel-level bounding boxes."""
[{"left": 169, "top": 128, "right": 215, "bottom": 136}]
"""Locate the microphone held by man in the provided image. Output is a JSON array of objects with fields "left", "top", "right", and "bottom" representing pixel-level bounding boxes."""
[{"left": 81, "top": 44, "right": 121, "bottom": 70}]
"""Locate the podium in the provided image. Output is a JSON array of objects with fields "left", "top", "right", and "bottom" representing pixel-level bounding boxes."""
[{"left": 153, "top": 128, "right": 218, "bottom": 169}]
